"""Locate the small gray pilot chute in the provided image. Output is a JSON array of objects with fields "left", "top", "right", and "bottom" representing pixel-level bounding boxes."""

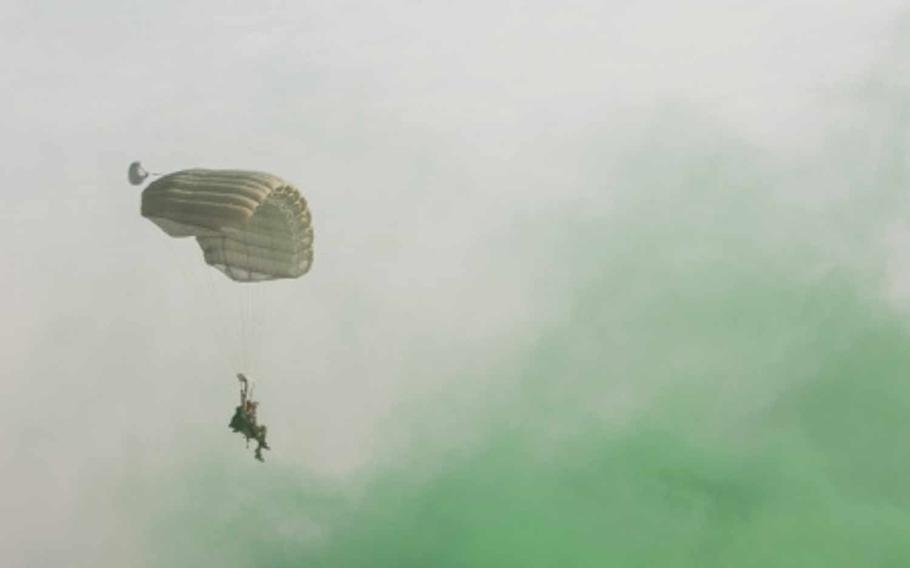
[
  {"left": 128, "top": 161, "right": 149, "bottom": 185},
  {"left": 128, "top": 161, "right": 163, "bottom": 185}
]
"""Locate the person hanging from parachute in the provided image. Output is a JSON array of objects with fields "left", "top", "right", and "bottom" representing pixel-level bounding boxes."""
[
  {"left": 229, "top": 373, "right": 271, "bottom": 461},
  {"left": 129, "top": 161, "right": 315, "bottom": 463}
]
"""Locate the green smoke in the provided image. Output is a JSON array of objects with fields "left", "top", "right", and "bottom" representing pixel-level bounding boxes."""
[{"left": 137, "top": 50, "right": 910, "bottom": 568}]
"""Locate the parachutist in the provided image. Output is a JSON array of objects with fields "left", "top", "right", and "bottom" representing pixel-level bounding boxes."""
[
  {"left": 133, "top": 163, "right": 311, "bottom": 461},
  {"left": 229, "top": 373, "right": 270, "bottom": 462}
]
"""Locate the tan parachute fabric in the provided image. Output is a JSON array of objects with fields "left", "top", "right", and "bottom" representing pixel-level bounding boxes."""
[{"left": 141, "top": 169, "right": 314, "bottom": 282}]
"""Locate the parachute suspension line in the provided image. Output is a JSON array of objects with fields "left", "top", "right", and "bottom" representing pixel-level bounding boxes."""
[
  {"left": 162, "top": 236, "right": 234, "bottom": 376},
  {"left": 247, "top": 283, "right": 257, "bottom": 374},
  {"left": 241, "top": 281, "right": 251, "bottom": 373},
  {"left": 241, "top": 234, "right": 250, "bottom": 373},
  {"left": 246, "top": 236, "right": 264, "bottom": 375},
  {"left": 195, "top": 246, "right": 235, "bottom": 373},
  {"left": 227, "top": 232, "right": 249, "bottom": 374},
  {"left": 201, "top": 255, "right": 242, "bottom": 374},
  {"left": 236, "top": 230, "right": 257, "bottom": 375},
  {"left": 248, "top": 236, "right": 254, "bottom": 371},
  {"left": 190, "top": 233, "right": 241, "bottom": 374}
]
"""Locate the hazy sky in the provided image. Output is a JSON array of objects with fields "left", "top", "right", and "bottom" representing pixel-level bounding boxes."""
[{"left": 3, "top": 2, "right": 910, "bottom": 566}]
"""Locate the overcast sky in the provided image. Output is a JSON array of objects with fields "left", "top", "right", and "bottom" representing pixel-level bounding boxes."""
[{"left": 3, "top": 2, "right": 910, "bottom": 566}]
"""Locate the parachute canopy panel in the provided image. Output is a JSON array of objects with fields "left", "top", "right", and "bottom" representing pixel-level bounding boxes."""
[{"left": 141, "top": 169, "right": 314, "bottom": 282}]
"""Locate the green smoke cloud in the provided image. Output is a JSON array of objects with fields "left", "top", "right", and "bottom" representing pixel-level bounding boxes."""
[{"left": 134, "top": 36, "right": 910, "bottom": 568}]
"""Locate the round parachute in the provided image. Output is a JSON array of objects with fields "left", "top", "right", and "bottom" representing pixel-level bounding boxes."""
[{"left": 140, "top": 168, "right": 314, "bottom": 282}]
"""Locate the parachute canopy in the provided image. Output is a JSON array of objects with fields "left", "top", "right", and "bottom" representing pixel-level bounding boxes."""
[{"left": 141, "top": 168, "right": 314, "bottom": 282}]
